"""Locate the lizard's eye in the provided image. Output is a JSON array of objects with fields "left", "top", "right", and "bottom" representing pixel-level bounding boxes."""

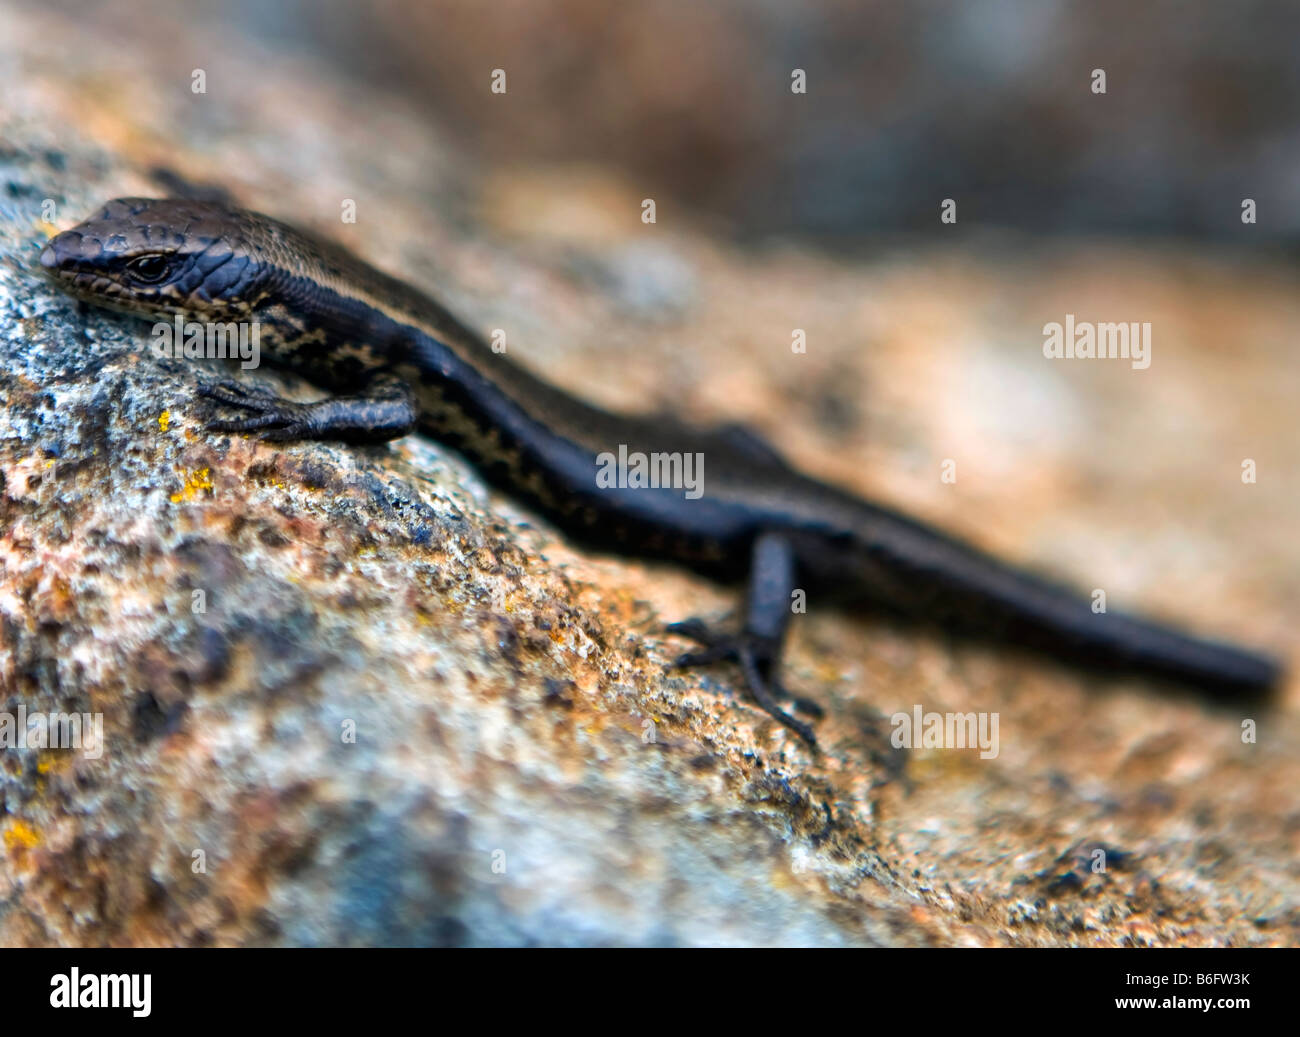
[{"left": 125, "top": 253, "right": 171, "bottom": 284}]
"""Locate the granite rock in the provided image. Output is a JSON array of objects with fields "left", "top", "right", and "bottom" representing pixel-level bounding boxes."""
[{"left": 1, "top": 4, "right": 1297, "bottom": 946}]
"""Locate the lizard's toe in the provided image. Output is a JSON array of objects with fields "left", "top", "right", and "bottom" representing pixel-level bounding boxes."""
[
  {"left": 665, "top": 617, "right": 719, "bottom": 645},
  {"left": 196, "top": 381, "right": 283, "bottom": 411},
  {"left": 260, "top": 422, "right": 313, "bottom": 442},
  {"left": 790, "top": 695, "right": 825, "bottom": 720},
  {"left": 672, "top": 645, "right": 736, "bottom": 669},
  {"left": 206, "top": 412, "right": 292, "bottom": 434}
]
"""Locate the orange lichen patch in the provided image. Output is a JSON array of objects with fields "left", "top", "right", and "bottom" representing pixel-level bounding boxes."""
[
  {"left": 3, "top": 819, "right": 40, "bottom": 852},
  {"left": 34, "top": 218, "right": 58, "bottom": 239},
  {"left": 169, "top": 467, "right": 213, "bottom": 503}
]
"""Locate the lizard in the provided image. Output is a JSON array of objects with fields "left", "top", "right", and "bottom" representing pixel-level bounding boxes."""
[{"left": 39, "top": 197, "right": 1284, "bottom": 746}]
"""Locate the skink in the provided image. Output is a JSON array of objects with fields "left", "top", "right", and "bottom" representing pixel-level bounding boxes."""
[{"left": 39, "top": 198, "right": 1283, "bottom": 746}]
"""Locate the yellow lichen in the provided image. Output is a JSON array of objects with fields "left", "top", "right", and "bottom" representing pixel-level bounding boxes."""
[
  {"left": 158, "top": 410, "right": 170, "bottom": 433},
  {"left": 170, "top": 467, "right": 213, "bottom": 503},
  {"left": 35, "top": 752, "right": 72, "bottom": 777},
  {"left": 3, "top": 819, "right": 40, "bottom": 852}
]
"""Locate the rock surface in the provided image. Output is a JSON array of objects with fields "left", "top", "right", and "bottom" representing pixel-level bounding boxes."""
[{"left": 1, "top": 5, "right": 1297, "bottom": 946}]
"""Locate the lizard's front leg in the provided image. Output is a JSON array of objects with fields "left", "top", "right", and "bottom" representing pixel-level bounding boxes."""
[
  {"left": 669, "top": 530, "right": 821, "bottom": 747},
  {"left": 197, "top": 370, "right": 416, "bottom": 444}
]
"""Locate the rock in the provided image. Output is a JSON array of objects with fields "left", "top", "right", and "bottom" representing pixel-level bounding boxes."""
[{"left": 1, "top": 4, "right": 1296, "bottom": 947}]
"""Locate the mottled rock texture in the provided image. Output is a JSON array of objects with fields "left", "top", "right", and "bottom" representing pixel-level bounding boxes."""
[{"left": 1, "top": 5, "right": 1297, "bottom": 946}]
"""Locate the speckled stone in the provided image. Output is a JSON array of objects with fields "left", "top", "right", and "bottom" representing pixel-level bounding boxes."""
[{"left": 1, "top": 5, "right": 1297, "bottom": 947}]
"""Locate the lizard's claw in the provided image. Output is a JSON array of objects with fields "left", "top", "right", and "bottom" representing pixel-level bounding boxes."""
[
  {"left": 667, "top": 618, "right": 820, "bottom": 747},
  {"left": 666, "top": 618, "right": 732, "bottom": 665}
]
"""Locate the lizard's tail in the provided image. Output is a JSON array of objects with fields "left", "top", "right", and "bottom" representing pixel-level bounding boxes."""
[{"left": 835, "top": 509, "right": 1284, "bottom": 699}]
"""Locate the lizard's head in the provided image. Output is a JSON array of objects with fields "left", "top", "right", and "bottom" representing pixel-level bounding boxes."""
[{"left": 41, "top": 197, "right": 274, "bottom": 321}]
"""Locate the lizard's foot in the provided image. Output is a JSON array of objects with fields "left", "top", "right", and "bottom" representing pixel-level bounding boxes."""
[
  {"left": 197, "top": 381, "right": 316, "bottom": 440},
  {"left": 197, "top": 374, "right": 416, "bottom": 444},
  {"left": 668, "top": 618, "right": 820, "bottom": 747}
]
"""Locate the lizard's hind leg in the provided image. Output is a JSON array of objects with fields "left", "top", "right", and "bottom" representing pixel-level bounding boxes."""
[{"left": 669, "top": 531, "right": 821, "bottom": 747}]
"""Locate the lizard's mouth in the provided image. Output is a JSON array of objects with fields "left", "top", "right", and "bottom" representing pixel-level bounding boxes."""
[
  {"left": 42, "top": 272, "right": 188, "bottom": 321},
  {"left": 40, "top": 238, "right": 192, "bottom": 320}
]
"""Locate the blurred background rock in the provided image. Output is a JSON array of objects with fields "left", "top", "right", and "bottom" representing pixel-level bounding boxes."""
[{"left": 31, "top": 0, "right": 1300, "bottom": 243}]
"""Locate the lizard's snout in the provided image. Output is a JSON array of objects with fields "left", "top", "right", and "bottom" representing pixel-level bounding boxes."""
[{"left": 39, "top": 233, "right": 81, "bottom": 274}]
